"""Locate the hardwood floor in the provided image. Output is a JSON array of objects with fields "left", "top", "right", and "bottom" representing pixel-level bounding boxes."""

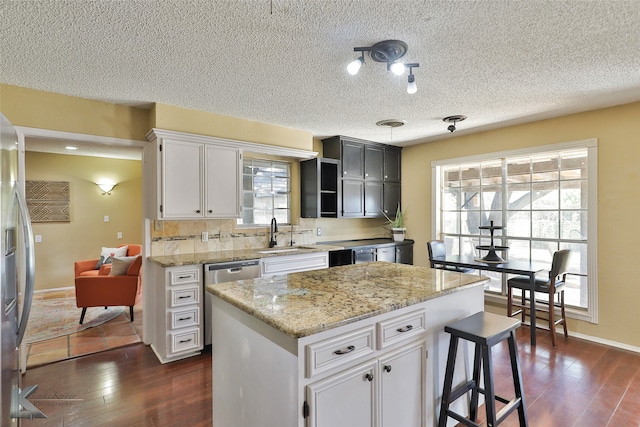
[
  {"left": 20, "top": 327, "right": 640, "bottom": 427},
  {"left": 21, "top": 344, "right": 212, "bottom": 427}
]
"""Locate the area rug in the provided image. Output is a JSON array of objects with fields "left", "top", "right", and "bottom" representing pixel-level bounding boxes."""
[{"left": 25, "top": 297, "right": 124, "bottom": 344}]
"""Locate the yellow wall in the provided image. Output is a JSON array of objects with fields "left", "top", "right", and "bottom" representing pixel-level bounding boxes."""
[
  {"left": 403, "top": 101, "right": 640, "bottom": 347},
  {"left": 26, "top": 152, "right": 143, "bottom": 291},
  {"left": 152, "top": 103, "right": 313, "bottom": 151},
  {"left": 0, "top": 84, "right": 150, "bottom": 140}
]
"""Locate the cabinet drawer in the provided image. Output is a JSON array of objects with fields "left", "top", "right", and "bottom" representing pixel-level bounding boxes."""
[
  {"left": 169, "top": 268, "right": 200, "bottom": 285},
  {"left": 377, "top": 310, "right": 425, "bottom": 349},
  {"left": 305, "top": 326, "right": 375, "bottom": 378},
  {"left": 260, "top": 252, "right": 328, "bottom": 277},
  {"left": 168, "top": 307, "right": 200, "bottom": 330},
  {"left": 169, "top": 285, "right": 200, "bottom": 307},
  {"left": 169, "top": 328, "right": 201, "bottom": 355}
]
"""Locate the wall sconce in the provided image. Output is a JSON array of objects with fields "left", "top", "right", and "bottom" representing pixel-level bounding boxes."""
[
  {"left": 347, "top": 40, "right": 420, "bottom": 94},
  {"left": 97, "top": 182, "right": 117, "bottom": 195}
]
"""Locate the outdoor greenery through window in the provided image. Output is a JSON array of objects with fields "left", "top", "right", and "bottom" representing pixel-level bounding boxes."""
[
  {"left": 238, "top": 158, "right": 291, "bottom": 226},
  {"left": 434, "top": 140, "right": 596, "bottom": 320}
]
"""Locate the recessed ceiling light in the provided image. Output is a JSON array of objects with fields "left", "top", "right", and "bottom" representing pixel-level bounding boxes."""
[{"left": 65, "top": 146, "right": 78, "bottom": 150}]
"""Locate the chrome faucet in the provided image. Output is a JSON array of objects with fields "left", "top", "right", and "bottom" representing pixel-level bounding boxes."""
[{"left": 269, "top": 217, "right": 278, "bottom": 248}]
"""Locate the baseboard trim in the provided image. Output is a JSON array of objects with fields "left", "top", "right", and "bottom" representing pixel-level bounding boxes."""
[
  {"left": 34, "top": 286, "right": 74, "bottom": 294},
  {"left": 569, "top": 331, "right": 640, "bottom": 354}
]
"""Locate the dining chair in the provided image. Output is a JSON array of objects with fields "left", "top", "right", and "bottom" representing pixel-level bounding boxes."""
[
  {"left": 507, "top": 249, "right": 571, "bottom": 347},
  {"left": 427, "top": 240, "right": 475, "bottom": 273}
]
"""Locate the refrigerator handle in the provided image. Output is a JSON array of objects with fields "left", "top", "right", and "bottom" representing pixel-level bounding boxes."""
[{"left": 14, "top": 182, "right": 36, "bottom": 346}]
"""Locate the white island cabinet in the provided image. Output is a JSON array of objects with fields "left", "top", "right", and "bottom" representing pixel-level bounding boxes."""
[{"left": 208, "top": 262, "right": 487, "bottom": 427}]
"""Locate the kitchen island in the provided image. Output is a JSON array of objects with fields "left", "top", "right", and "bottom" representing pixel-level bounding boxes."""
[{"left": 207, "top": 262, "right": 488, "bottom": 427}]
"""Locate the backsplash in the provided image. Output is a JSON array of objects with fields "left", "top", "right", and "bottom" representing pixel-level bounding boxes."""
[
  {"left": 149, "top": 217, "right": 393, "bottom": 257},
  {"left": 150, "top": 219, "right": 316, "bottom": 256}
]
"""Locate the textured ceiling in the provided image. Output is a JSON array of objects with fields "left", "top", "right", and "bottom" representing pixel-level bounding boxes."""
[{"left": 2, "top": 0, "right": 640, "bottom": 155}]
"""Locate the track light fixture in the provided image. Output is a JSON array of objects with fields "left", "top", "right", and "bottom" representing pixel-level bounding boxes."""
[
  {"left": 442, "top": 115, "right": 467, "bottom": 133},
  {"left": 347, "top": 40, "right": 420, "bottom": 94}
]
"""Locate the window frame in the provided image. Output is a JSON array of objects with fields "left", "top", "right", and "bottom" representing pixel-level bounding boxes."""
[
  {"left": 431, "top": 139, "right": 598, "bottom": 324},
  {"left": 238, "top": 158, "right": 292, "bottom": 227}
]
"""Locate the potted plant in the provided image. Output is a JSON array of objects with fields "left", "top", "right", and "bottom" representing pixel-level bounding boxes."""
[{"left": 382, "top": 204, "right": 408, "bottom": 242}]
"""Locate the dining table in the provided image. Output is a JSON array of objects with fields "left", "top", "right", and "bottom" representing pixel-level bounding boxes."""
[{"left": 431, "top": 255, "right": 549, "bottom": 346}]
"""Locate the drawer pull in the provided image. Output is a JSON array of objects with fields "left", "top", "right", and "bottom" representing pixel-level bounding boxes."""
[
  {"left": 179, "top": 338, "right": 192, "bottom": 344},
  {"left": 365, "top": 373, "right": 374, "bottom": 382},
  {"left": 178, "top": 295, "right": 190, "bottom": 299},
  {"left": 383, "top": 365, "right": 392, "bottom": 373},
  {"left": 397, "top": 325, "right": 413, "bottom": 333},
  {"left": 333, "top": 345, "right": 355, "bottom": 355},
  {"left": 178, "top": 317, "right": 191, "bottom": 321},
  {"left": 178, "top": 275, "right": 190, "bottom": 279}
]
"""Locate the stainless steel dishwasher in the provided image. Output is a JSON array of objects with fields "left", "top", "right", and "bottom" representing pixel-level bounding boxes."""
[{"left": 204, "top": 259, "right": 261, "bottom": 346}]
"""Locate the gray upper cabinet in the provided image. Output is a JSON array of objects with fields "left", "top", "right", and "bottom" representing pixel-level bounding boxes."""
[
  {"left": 340, "top": 140, "right": 365, "bottom": 179},
  {"left": 364, "top": 145, "right": 384, "bottom": 181},
  {"left": 321, "top": 136, "right": 402, "bottom": 219},
  {"left": 301, "top": 158, "right": 341, "bottom": 218},
  {"left": 384, "top": 147, "right": 401, "bottom": 182}
]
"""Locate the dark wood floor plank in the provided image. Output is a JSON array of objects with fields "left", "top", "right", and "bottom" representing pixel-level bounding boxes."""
[
  {"left": 20, "top": 325, "right": 640, "bottom": 427},
  {"left": 21, "top": 344, "right": 211, "bottom": 427}
]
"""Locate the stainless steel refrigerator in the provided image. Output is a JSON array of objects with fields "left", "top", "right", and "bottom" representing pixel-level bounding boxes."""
[{"left": 1, "top": 113, "right": 39, "bottom": 425}]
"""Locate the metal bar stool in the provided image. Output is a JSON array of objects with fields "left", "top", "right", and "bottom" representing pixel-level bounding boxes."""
[{"left": 438, "top": 312, "right": 528, "bottom": 427}]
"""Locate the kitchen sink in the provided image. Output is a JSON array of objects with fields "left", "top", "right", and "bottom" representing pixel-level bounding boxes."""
[{"left": 257, "top": 248, "right": 301, "bottom": 254}]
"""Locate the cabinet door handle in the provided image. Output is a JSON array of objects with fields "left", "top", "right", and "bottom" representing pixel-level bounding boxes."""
[
  {"left": 334, "top": 345, "right": 355, "bottom": 355},
  {"left": 196, "top": 209, "right": 201, "bottom": 213},
  {"left": 397, "top": 325, "right": 413, "bottom": 333},
  {"left": 365, "top": 373, "right": 374, "bottom": 382},
  {"left": 383, "top": 365, "right": 392, "bottom": 373},
  {"left": 208, "top": 209, "right": 213, "bottom": 213}
]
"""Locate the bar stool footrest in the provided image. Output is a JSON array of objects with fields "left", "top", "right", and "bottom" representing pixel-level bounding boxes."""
[
  {"left": 449, "top": 380, "right": 476, "bottom": 403},
  {"left": 496, "top": 397, "right": 523, "bottom": 425},
  {"left": 446, "top": 409, "right": 483, "bottom": 427}
]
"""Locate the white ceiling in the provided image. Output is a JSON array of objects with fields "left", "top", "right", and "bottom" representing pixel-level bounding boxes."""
[{"left": 2, "top": 0, "right": 640, "bottom": 156}]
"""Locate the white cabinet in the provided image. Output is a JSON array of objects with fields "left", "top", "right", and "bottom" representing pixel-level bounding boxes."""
[
  {"left": 260, "top": 252, "right": 329, "bottom": 277},
  {"left": 149, "top": 264, "right": 203, "bottom": 363},
  {"left": 306, "top": 342, "right": 426, "bottom": 427},
  {"left": 204, "top": 144, "right": 242, "bottom": 217},
  {"left": 379, "top": 343, "right": 426, "bottom": 427},
  {"left": 306, "top": 361, "right": 377, "bottom": 427},
  {"left": 162, "top": 139, "right": 203, "bottom": 218},
  {"left": 151, "top": 136, "right": 242, "bottom": 219}
]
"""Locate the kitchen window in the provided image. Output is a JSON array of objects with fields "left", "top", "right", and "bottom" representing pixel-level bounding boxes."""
[
  {"left": 432, "top": 139, "right": 598, "bottom": 323},
  {"left": 238, "top": 158, "right": 291, "bottom": 226}
]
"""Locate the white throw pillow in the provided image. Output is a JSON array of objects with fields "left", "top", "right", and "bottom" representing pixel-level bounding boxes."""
[
  {"left": 96, "top": 246, "right": 128, "bottom": 269},
  {"left": 109, "top": 255, "right": 139, "bottom": 276}
]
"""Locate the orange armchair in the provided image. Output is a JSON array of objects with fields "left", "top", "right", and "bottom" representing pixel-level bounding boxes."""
[{"left": 74, "top": 244, "right": 143, "bottom": 324}]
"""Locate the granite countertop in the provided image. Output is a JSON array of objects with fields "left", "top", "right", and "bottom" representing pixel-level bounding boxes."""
[
  {"left": 206, "top": 262, "right": 488, "bottom": 338},
  {"left": 147, "top": 244, "right": 344, "bottom": 267}
]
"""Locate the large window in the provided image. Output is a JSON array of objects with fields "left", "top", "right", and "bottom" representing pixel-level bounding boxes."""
[
  {"left": 238, "top": 158, "right": 291, "bottom": 226},
  {"left": 434, "top": 139, "right": 597, "bottom": 322}
]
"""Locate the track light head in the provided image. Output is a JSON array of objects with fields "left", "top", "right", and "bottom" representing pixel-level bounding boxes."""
[{"left": 348, "top": 40, "right": 419, "bottom": 94}]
